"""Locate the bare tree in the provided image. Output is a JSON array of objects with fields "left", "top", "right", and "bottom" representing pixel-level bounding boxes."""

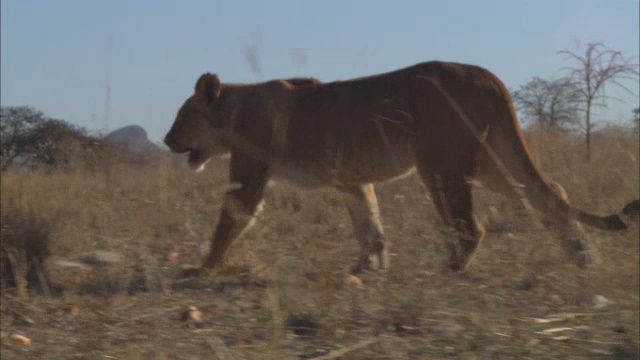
[
  {"left": 513, "top": 77, "right": 581, "bottom": 130},
  {"left": 559, "top": 42, "right": 639, "bottom": 160}
]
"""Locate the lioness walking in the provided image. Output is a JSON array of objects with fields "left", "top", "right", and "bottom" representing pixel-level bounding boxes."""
[{"left": 164, "top": 61, "right": 632, "bottom": 278}]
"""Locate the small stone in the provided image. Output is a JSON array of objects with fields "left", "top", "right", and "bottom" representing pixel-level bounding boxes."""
[
  {"left": 549, "top": 294, "right": 565, "bottom": 306},
  {"left": 62, "top": 304, "right": 80, "bottom": 316},
  {"left": 11, "top": 334, "right": 32, "bottom": 346},
  {"left": 346, "top": 274, "right": 363, "bottom": 287},
  {"left": 167, "top": 251, "right": 180, "bottom": 262},
  {"left": 181, "top": 306, "right": 204, "bottom": 323},
  {"left": 593, "top": 295, "right": 613, "bottom": 309}
]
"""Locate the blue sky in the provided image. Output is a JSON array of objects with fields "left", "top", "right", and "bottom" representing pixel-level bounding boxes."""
[{"left": 2, "top": 0, "right": 638, "bottom": 142}]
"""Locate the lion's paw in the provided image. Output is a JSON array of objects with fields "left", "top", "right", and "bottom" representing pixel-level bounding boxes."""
[{"left": 349, "top": 251, "right": 389, "bottom": 274}]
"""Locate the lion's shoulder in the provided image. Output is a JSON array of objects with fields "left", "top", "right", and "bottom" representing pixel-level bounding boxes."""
[
  {"left": 414, "top": 61, "right": 507, "bottom": 94},
  {"left": 283, "top": 77, "right": 322, "bottom": 87},
  {"left": 260, "top": 78, "right": 321, "bottom": 92}
]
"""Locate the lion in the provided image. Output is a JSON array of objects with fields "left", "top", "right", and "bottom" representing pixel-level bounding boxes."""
[{"left": 164, "top": 62, "right": 633, "bottom": 278}]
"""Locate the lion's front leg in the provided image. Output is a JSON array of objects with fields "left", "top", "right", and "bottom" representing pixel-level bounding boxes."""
[
  {"left": 182, "top": 154, "right": 269, "bottom": 278},
  {"left": 341, "top": 184, "right": 389, "bottom": 274},
  {"left": 180, "top": 190, "right": 265, "bottom": 279},
  {"left": 201, "top": 193, "right": 265, "bottom": 270}
]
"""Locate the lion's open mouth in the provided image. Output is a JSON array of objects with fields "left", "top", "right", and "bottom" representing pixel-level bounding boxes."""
[
  {"left": 188, "top": 148, "right": 201, "bottom": 164},
  {"left": 187, "top": 148, "right": 211, "bottom": 172}
]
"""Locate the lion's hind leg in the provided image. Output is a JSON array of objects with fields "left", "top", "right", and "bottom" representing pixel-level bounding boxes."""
[
  {"left": 541, "top": 181, "right": 601, "bottom": 268},
  {"left": 479, "top": 162, "right": 600, "bottom": 268},
  {"left": 341, "top": 184, "right": 389, "bottom": 274},
  {"left": 420, "top": 171, "right": 486, "bottom": 271}
]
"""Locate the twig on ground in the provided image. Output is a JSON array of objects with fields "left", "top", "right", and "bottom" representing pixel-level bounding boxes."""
[
  {"left": 204, "top": 335, "right": 240, "bottom": 360},
  {"left": 313, "top": 337, "right": 380, "bottom": 360}
]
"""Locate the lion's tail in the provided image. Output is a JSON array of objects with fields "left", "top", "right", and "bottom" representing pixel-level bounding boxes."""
[{"left": 487, "top": 84, "right": 627, "bottom": 231}]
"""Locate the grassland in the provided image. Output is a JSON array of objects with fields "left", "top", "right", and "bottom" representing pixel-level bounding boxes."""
[{"left": 1, "top": 129, "right": 638, "bottom": 359}]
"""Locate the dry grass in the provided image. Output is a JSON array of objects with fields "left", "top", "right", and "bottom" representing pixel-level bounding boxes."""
[{"left": 1, "top": 130, "right": 638, "bottom": 359}]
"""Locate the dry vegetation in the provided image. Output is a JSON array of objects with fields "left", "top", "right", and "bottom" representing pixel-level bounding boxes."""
[{"left": 1, "top": 129, "right": 638, "bottom": 359}]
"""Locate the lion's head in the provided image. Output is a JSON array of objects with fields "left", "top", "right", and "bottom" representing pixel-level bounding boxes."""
[
  {"left": 165, "top": 74, "right": 322, "bottom": 172},
  {"left": 164, "top": 73, "right": 228, "bottom": 172}
]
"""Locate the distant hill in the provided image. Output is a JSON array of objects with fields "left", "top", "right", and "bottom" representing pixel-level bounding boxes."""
[{"left": 105, "top": 125, "right": 161, "bottom": 154}]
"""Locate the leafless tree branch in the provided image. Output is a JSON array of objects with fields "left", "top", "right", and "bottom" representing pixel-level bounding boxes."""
[{"left": 558, "top": 42, "right": 639, "bottom": 160}]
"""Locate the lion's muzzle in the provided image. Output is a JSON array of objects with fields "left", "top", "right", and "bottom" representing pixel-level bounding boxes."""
[{"left": 163, "top": 133, "right": 188, "bottom": 154}]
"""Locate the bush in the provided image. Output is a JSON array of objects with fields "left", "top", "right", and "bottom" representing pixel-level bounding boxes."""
[{"left": 0, "top": 106, "right": 142, "bottom": 171}]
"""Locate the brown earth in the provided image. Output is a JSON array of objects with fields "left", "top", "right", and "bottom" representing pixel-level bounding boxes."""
[{"left": 1, "top": 130, "right": 638, "bottom": 359}]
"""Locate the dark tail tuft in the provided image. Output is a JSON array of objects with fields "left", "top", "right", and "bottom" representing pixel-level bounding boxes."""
[
  {"left": 622, "top": 200, "right": 640, "bottom": 216},
  {"left": 601, "top": 214, "right": 627, "bottom": 231}
]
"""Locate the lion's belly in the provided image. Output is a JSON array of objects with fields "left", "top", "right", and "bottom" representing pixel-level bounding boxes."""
[
  {"left": 272, "top": 136, "right": 416, "bottom": 188},
  {"left": 335, "top": 143, "right": 416, "bottom": 184}
]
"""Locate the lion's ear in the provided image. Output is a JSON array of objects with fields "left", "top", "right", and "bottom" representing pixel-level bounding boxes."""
[{"left": 195, "top": 73, "right": 222, "bottom": 103}]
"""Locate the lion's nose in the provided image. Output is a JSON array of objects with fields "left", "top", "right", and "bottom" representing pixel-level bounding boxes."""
[
  {"left": 163, "top": 134, "right": 173, "bottom": 147},
  {"left": 163, "top": 132, "right": 191, "bottom": 154},
  {"left": 163, "top": 133, "right": 181, "bottom": 152}
]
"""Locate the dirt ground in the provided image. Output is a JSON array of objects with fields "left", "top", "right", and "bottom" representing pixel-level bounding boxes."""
[{"left": 1, "top": 134, "right": 639, "bottom": 359}]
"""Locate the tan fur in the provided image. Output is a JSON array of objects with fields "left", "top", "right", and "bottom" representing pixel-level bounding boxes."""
[{"left": 164, "top": 63, "right": 631, "bottom": 277}]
